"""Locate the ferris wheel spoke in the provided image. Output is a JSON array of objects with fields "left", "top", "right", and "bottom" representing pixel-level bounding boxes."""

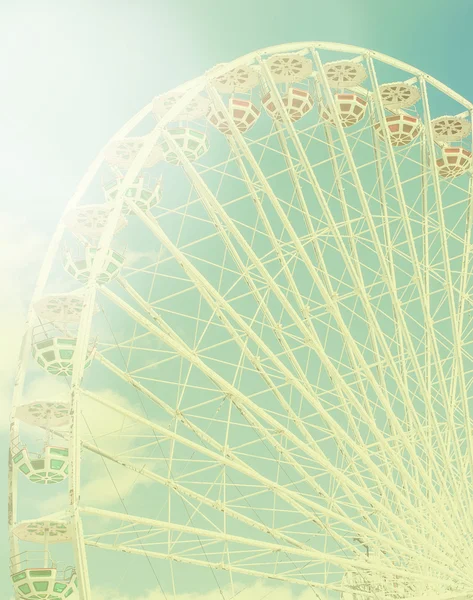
[
  {"left": 260, "top": 54, "right": 435, "bottom": 464},
  {"left": 12, "top": 43, "right": 473, "bottom": 599},
  {"left": 366, "top": 95, "right": 438, "bottom": 519},
  {"left": 96, "top": 284, "right": 469, "bottom": 566},
  {"left": 311, "top": 50, "right": 469, "bottom": 533},
  {"left": 92, "top": 299, "right": 372, "bottom": 534},
  {"left": 452, "top": 175, "right": 473, "bottom": 487},
  {"left": 209, "top": 89, "right": 388, "bottom": 389},
  {"left": 455, "top": 160, "right": 473, "bottom": 340},
  {"left": 79, "top": 385, "right": 374, "bottom": 559},
  {"left": 285, "top": 116, "right": 416, "bottom": 533},
  {"left": 366, "top": 58, "right": 469, "bottom": 500},
  {"left": 238, "top": 121, "right": 413, "bottom": 496},
  {"left": 81, "top": 539, "right": 466, "bottom": 593},
  {"left": 120, "top": 183, "right": 397, "bottom": 487},
  {"left": 216, "top": 127, "right": 397, "bottom": 476},
  {"left": 97, "top": 350, "right": 416, "bottom": 556},
  {"left": 416, "top": 76, "right": 473, "bottom": 515},
  {"left": 74, "top": 425, "right": 473, "bottom": 586},
  {"left": 78, "top": 505, "right": 466, "bottom": 589},
  {"left": 382, "top": 71, "right": 469, "bottom": 536},
  {"left": 315, "top": 101, "right": 385, "bottom": 386},
  {"left": 117, "top": 260, "right": 419, "bottom": 525},
  {"left": 168, "top": 126, "right": 422, "bottom": 482},
  {"left": 86, "top": 540, "right": 352, "bottom": 593},
  {"left": 76, "top": 435, "right": 342, "bottom": 557},
  {"left": 207, "top": 98, "right": 425, "bottom": 545},
  {"left": 366, "top": 59, "right": 471, "bottom": 524},
  {"left": 368, "top": 96, "right": 410, "bottom": 384},
  {"left": 114, "top": 196, "right": 470, "bottom": 554},
  {"left": 65, "top": 116, "right": 174, "bottom": 600},
  {"left": 419, "top": 152, "right": 466, "bottom": 490},
  {"left": 255, "top": 55, "right": 465, "bottom": 543}
]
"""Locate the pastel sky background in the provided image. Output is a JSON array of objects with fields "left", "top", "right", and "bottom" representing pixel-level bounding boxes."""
[{"left": 2, "top": 0, "right": 473, "bottom": 596}]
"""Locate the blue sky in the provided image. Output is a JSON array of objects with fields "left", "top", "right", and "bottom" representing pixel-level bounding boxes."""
[
  {"left": 2, "top": 0, "right": 473, "bottom": 596},
  {"left": 3, "top": 0, "right": 473, "bottom": 239}
]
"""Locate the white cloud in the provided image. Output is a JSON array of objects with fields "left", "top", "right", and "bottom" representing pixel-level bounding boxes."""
[
  {"left": 38, "top": 387, "right": 155, "bottom": 513},
  {"left": 81, "top": 458, "right": 151, "bottom": 507},
  {"left": 0, "top": 305, "right": 25, "bottom": 428},
  {"left": 79, "top": 388, "right": 158, "bottom": 507},
  {"left": 91, "top": 580, "right": 333, "bottom": 600},
  {"left": 0, "top": 215, "right": 47, "bottom": 277},
  {"left": 124, "top": 248, "right": 163, "bottom": 267},
  {"left": 40, "top": 456, "right": 151, "bottom": 514},
  {"left": 0, "top": 214, "right": 48, "bottom": 430}
]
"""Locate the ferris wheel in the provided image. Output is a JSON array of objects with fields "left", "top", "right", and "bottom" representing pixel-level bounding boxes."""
[{"left": 8, "top": 41, "right": 473, "bottom": 600}]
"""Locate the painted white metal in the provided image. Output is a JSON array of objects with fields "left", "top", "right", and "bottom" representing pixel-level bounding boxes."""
[
  {"left": 314, "top": 49, "right": 469, "bottom": 539},
  {"left": 7, "top": 101, "right": 152, "bottom": 578},
  {"left": 79, "top": 506, "right": 458, "bottom": 587},
  {"left": 80, "top": 539, "right": 460, "bottom": 594},
  {"left": 10, "top": 41, "right": 473, "bottom": 600}
]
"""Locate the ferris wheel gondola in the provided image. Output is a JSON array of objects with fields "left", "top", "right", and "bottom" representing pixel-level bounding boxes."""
[{"left": 8, "top": 42, "right": 473, "bottom": 600}]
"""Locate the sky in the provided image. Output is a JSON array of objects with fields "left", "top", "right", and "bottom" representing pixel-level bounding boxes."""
[{"left": 2, "top": 0, "right": 473, "bottom": 597}]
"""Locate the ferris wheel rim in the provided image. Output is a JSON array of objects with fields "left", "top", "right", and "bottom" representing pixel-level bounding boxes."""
[
  {"left": 9, "top": 39, "right": 473, "bottom": 600},
  {"left": 161, "top": 41, "right": 473, "bottom": 113},
  {"left": 16, "top": 41, "right": 473, "bottom": 314},
  {"left": 19, "top": 40, "right": 473, "bottom": 312}
]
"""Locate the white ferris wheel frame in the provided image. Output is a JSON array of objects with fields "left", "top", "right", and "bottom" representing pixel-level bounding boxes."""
[{"left": 8, "top": 41, "right": 473, "bottom": 600}]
